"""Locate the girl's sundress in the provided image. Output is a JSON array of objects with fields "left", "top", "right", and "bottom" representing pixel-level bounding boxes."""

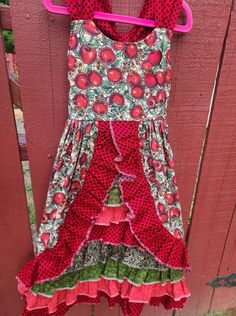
[{"left": 16, "top": 0, "right": 191, "bottom": 315}]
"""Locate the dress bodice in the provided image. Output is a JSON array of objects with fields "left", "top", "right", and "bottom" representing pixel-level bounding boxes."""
[
  {"left": 66, "top": 0, "right": 182, "bottom": 121},
  {"left": 67, "top": 19, "right": 173, "bottom": 121}
]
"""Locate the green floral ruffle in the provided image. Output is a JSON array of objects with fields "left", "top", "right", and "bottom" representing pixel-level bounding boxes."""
[
  {"left": 68, "top": 240, "right": 169, "bottom": 272},
  {"left": 32, "top": 257, "right": 183, "bottom": 297}
]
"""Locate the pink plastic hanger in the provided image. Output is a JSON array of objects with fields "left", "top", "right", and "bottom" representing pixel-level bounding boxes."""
[{"left": 43, "top": 0, "right": 193, "bottom": 33}]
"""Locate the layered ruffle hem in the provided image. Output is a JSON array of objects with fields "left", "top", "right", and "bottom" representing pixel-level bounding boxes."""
[{"left": 16, "top": 120, "right": 191, "bottom": 316}]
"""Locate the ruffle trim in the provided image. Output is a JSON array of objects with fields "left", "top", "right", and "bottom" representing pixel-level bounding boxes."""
[
  {"left": 95, "top": 204, "right": 128, "bottom": 225},
  {"left": 69, "top": 240, "right": 169, "bottom": 271},
  {"left": 31, "top": 258, "right": 184, "bottom": 296},
  {"left": 19, "top": 277, "right": 190, "bottom": 314},
  {"left": 16, "top": 121, "right": 190, "bottom": 291}
]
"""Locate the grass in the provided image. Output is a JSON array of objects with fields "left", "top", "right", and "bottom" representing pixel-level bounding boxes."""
[{"left": 203, "top": 308, "right": 236, "bottom": 316}]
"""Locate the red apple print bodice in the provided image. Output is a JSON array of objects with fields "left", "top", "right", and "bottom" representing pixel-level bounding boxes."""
[{"left": 67, "top": 20, "right": 172, "bottom": 122}]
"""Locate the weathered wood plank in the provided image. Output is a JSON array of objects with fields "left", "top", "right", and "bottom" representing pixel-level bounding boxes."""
[
  {"left": 178, "top": 0, "right": 236, "bottom": 315},
  {"left": 0, "top": 30, "right": 33, "bottom": 316},
  {"left": 210, "top": 207, "right": 236, "bottom": 312},
  {"left": 168, "top": 0, "right": 233, "bottom": 232},
  {"left": 0, "top": 5, "right": 11, "bottom": 30},
  {"left": 207, "top": 1, "right": 236, "bottom": 312}
]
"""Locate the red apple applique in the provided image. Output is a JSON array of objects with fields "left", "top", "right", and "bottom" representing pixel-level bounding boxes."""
[
  {"left": 68, "top": 55, "right": 76, "bottom": 71},
  {"left": 80, "top": 45, "right": 97, "bottom": 64},
  {"left": 88, "top": 71, "right": 103, "bottom": 87},
  {"left": 172, "top": 175, "right": 177, "bottom": 185},
  {"left": 148, "top": 50, "right": 162, "bottom": 66},
  {"left": 164, "top": 192, "right": 175, "bottom": 205},
  {"left": 144, "top": 31, "right": 157, "bottom": 46},
  {"left": 80, "top": 168, "right": 87, "bottom": 179},
  {"left": 52, "top": 192, "right": 66, "bottom": 205},
  {"left": 66, "top": 144, "right": 73, "bottom": 155},
  {"left": 92, "top": 102, "right": 108, "bottom": 115},
  {"left": 159, "top": 211, "right": 168, "bottom": 223},
  {"left": 144, "top": 72, "right": 157, "bottom": 88},
  {"left": 170, "top": 207, "right": 180, "bottom": 218},
  {"left": 131, "top": 85, "right": 144, "bottom": 99},
  {"left": 56, "top": 158, "right": 64, "bottom": 172},
  {"left": 49, "top": 209, "right": 58, "bottom": 221},
  {"left": 147, "top": 96, "right": 156, "bottom": 109},
  {"left": 74, "top": 94, "right": 88, "bottom": 109},
  {"left": 70, "top": 180, "right": 81, "bottom": 191},
  {"left": 148, "top": 172, "right": 157, "bottom": 183},
  {"left": 166, "top": 49, "right": 171, "bottom": 64},
  {"left": 41, "top": 213, "right": 48, "bottom": 224},
  {"left": 85, "top": 123, "right": 92, "bottom": 134},
  {"left": 99, "top": 47, "right": 116, "bottom": 64},
  {"left": 125, "top": 43, "right": 137, "bottom": 58},
  {"left": 141, "top": 60, "right": 153, "bottom": 71},
  {"left": 79, "top": 153, "right": 87, "bottom": 165},
  {"left": 150, "top": 139, "right": 159, "bottom": 152},
  {"left": 107, "top": 68, "right": 122, "bottom": 83},
  {"left": 156, "top": 90, "right": 167, "bottom": 103},
  {"left": 158, "top": 202, "right": 166, "bottom": 213},
  {"left": 76, "top": 130, "right": 82, "bottom": 142},
  {"left": 63, "top": 176, "right": 70, "bottom": 189},
  {"left": 83, "top": 20, "right": 101, "bottom": 36},
  {"left": 75, "top": 74, "right": 90, "bottom": 90},
  {"left": 127, "top": 71, "right": 141, "bottom": 86},
  {"left": 156, "top": 71, "right": 165, "bottom": 86},
  {"left": 109, "top": 93, "right": 125, "bottom": 105},
  {"left": 112, "top": 42, "right": 126, "bottom": 51},
  {"left": 147, "top": 157, "right": 154, "bottom": 168},
  {"left": 68, "top": 34, "right": 77, "bottom": 50},
  {"left": 174, "top": 228, "right": 182, "bottom": 239},
  {"left": 164, "top": 68, "right": 171, "bottom": 84},
  {"left": 154, "top": 160, "right": 163, "bottom": 172},
  {"left": 130, "top": 105, "right": 145, "bottom": 119},
  {"left": 41, "top": 232, "right": 51, "bottom": 249}
]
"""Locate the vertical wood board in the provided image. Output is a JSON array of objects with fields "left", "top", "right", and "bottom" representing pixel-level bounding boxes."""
[{"left": 0, "top": 30, "right": 33, "bottom": 316}]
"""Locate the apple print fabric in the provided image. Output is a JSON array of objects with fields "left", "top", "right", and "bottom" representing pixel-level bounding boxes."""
[
  {"left": 67, "top": 20, "right": 171, "bottom": 122},
  {"left": 16, "top": 16, "right": 191, "bottom": 316}
]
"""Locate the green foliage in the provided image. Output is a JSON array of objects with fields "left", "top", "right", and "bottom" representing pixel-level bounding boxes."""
[
  {"left": 0, "top": 1, "right": 13, "bottom": 53},
  {"left": 0, "top": 0, "right": 9, "bottom": 5},
  {"left": 2, "top": 30, "right": 14, "bottom": 53}
]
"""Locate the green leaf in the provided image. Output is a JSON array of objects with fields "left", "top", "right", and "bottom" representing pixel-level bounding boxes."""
[{"left": 3, "top": 30, "right": 14, "bottom": 53}]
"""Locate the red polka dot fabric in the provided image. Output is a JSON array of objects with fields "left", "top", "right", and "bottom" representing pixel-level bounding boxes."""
[
  {"left": 65, "top": 0, "right": 183, "bottom": 42},
  {"left": 17, "top": 121, "right": 190, "bottom": 287}
]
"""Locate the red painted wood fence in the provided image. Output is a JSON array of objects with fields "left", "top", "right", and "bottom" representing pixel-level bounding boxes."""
[{"left": 0, "top": 1, "right": 236, "bottom": 315}]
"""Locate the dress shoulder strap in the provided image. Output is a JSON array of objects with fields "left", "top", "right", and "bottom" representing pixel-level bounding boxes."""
[
  {"left": 65, "top": 0, "right": 112, "bottom": 21},
  {"left": 65, "top": 0, "right": 94, "bottom": 20},
  {"left": 65, "top": 0, "right": 183, "bottom": 30},
  {"left": 153, "top": 0, "right": 183, "bottom": 30}
]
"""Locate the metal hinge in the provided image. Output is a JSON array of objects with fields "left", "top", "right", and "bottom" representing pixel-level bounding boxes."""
[{"left": 207, "top": 273, "right": 236, "bottom": 288}]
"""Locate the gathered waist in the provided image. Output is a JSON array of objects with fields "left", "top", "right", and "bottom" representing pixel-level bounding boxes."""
[
  {"left": 64, "top": 117, "right": 169, "bottom": 143},
  {"left": 68, "top": 109, "right": 167, "bottom": 122}
]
